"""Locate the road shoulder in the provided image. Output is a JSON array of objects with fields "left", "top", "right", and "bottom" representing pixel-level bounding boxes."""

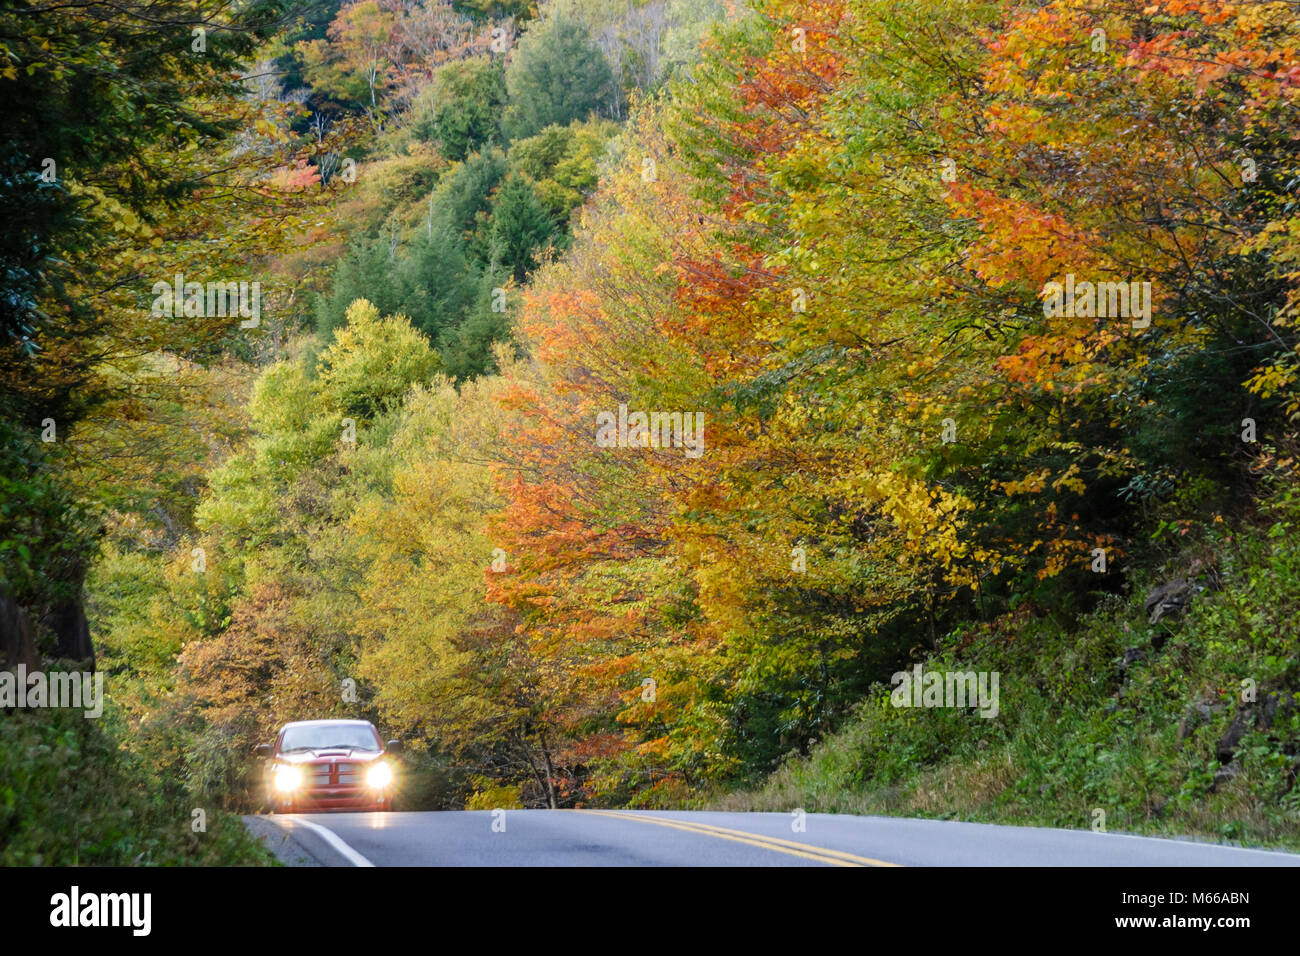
[{"left": 242, "top": 815, "right": 351, "bottom": 867}]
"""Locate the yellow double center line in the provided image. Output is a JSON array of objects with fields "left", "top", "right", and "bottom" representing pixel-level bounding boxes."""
[{"left": 575, "top": 809, "right": 901, "bottom": 867}]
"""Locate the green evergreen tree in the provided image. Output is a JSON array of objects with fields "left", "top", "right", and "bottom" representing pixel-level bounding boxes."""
[
  {"left": 397, "top": 222, "right": 479, "bottom": 341},
  {"left": 437, "top": 269, "right": 514, "bottom": 381},
  {"left": 503, "top": 15, "right": 614, "bottom": 141},
  {"left": 315, "top": 234, "right": 404, "bottom": 337},
  {"left": 489, "top": 174, "right": 556, "bottom": 283},
  {"left": 410, "top": 56, "right": 507, "bottom": 162}
]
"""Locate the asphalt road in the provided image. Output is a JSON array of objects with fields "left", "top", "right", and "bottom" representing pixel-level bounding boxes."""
[{"left": 243, "top": 810, "right": 1300, "bottom": 867}]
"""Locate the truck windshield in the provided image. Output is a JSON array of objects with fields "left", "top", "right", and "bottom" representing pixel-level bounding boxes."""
[{"left": 279, "top": 724, "right": 381, "bottom": 753}]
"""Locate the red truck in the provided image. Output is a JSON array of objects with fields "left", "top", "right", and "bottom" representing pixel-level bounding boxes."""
[{"left": 257, "top": 719, "right": 402, "bottom": 813}]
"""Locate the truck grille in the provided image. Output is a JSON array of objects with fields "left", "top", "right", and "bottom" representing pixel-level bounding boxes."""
[{"left": 305, "top": 760, "right": 362, "bottom": 789}]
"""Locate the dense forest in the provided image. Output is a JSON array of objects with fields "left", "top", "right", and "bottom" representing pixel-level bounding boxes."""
[{"left": 3, "top": 0, "right": 1300, "bottom": 863}]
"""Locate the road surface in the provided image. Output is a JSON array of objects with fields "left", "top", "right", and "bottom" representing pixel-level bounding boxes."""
[{"left": 243, "top": 810, "right": 1300, "bottom": 867}]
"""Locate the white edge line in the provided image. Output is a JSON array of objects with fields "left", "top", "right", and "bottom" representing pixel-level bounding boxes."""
[
  {"left": 276, "top": 815, "right": 375, "bottom": 867},
  {"left": 788, "top": 813, "right": 1300, "bottom": 861}
]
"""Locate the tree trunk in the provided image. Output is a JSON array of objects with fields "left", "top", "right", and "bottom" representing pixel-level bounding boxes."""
[{"left": 538, "top": 729, "right": 558, "bottom": 809}]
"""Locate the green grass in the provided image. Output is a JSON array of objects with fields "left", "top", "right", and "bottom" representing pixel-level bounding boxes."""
[{"left": 712, "top": 485, "right": 1300, "bottom": 851}]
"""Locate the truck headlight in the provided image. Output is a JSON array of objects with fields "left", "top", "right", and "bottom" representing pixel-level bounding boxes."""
[
  {"left": 366, "top": 761, "right": 393, "bottom": 790},
  {"left": 273, "top": 765, "right": 304, "bottom": 793}
]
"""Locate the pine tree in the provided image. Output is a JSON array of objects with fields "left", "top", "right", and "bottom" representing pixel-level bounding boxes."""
[
  {"left": 503, "top": 15, "right": 614, "bottom": 141},
  {"left": 490, "top": 174, "right": 556, "bottom": 283}
]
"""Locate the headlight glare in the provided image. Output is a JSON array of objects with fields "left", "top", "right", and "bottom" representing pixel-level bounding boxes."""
[
  {"left": 273, "top": 764, "right": 303, "bottom": 793},
  {"left": 366, "top": 761, "right": 393, "bottom": 790}
]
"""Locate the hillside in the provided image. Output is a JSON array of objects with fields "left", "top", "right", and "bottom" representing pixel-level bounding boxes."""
[{"left": 1, "top": 0, "right": 1298, "bottom": 864}]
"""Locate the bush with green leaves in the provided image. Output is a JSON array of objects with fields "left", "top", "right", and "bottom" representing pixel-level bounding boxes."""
[{"left": 0, "top": 707, "right": 275, "bottom": 865}]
